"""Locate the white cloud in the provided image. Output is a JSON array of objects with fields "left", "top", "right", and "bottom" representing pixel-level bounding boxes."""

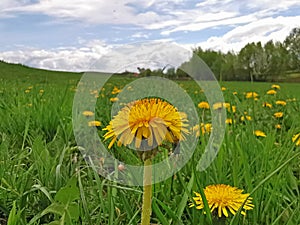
[
  {"left": 0, "top": 40, "right": 111, "bottom": 71},
  {"left": 131, "top": 32, "right": 150, "bottom": 39},
  {"left": 197, "top": 16, "right": 300, "bottom": 52},
  {"left": 0, "top": 40, "right": 192, "bottom": 72}
]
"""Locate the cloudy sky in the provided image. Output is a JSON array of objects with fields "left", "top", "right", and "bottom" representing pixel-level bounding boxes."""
[{"left": 0, "top": 0, "right": 299, "bottom": 72}]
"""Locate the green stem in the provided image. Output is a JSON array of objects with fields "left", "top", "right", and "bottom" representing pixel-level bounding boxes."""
[{"left": 141, "top": 158, "right": 152, "bottom": 225}]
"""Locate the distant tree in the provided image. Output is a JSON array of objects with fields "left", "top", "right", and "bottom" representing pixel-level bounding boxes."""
[{"left": 284, "top": 27, "right": 300, "bottom": 71}]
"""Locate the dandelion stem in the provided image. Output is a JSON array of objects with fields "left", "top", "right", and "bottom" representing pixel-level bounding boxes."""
[{"left": 141, "top": 158, "right": 152, "bottom": 225}]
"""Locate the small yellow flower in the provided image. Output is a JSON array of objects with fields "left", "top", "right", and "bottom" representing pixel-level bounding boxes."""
[
  {"left": 246, "top": 92, "right": 258, "bottom": 99},
  {"left": 224, "top": 103, "right": 231, "bottom": 109},
  {"left": 198, "top": 101, "right": 210, "bottom": 109},
  {"left": 39, "top": 89, "right": 44, "bottom": 94},
  {"left": 110, "top": 97, "right": 119, "bottom": 102},
  {"left": 25, "top": 89, "right": 31, "bottom": 93},
  {"left": 241, "top": 115, "right": 252, "bottom": 121},
  {"left": 88, "top": 120, "right": 101, "bottom": 127},
  {"left": 231, "top": 106, "right": 237, "bottom": 113},
  {"left": 267, "top": 90, "right": 277, "bottom": 95},
  {"left": 262, "top": 102, "right": 272, "bottom": 108},
  {"left": 112, "top": 86, "right": 122, "bottom": 94},
  {"left": 82, "top": 111, "right": 95, "bottom": 117},
  {"left": 274, "top": 112, "right": 283, "bottom": 118},
  {"left": 275, "top": 100, "right": 286, "bottom": 106},
  {"left": 271, "top": 84, "right": 280, "bottom": 89},
  {"left": 221, "top": 87, "right": 226, "bottom": 91},
  {"left": 254, "top": 130, "right": 266, "bottom": 137},
  {"left": 190, "top": 184, "right": 254, "bottom": 218},
  {"left": 212, "top": 102, "right": 230, "bottom": 110},
  {"left": 275, "top": 124, "right": 281, "bottom": 129},
  {"left": 226, "top": 118, "right": 233, "bottom": 124},
  {"left": 233, "top": 91, "right": 238, "bottom": 95},
  {"left": 292, "top": 133, "right": 300, "bottom": 146},
  {"left": 201, "top": 123, "right": 212, "bottom": 134}
]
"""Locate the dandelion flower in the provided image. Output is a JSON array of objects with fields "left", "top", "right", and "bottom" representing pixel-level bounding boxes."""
[
  {"left": 221, "top": 87, "right": 226, "bottom": 91},
  {"left": 82, "top": 111, "right": 94, "bottom": 117},
  {"left": 198, "top": 101, "right": 210, "bottom": 109},
  {"left": 267, "top": 90, "right": 277, "bottom": 95},
  {"left": 190, "top": 184, "right": 254, "bottom": 217},
  {"left": 241, "top": 115, "right": 252, "bottom": 121},
  {"left": 271, "top": 84, "right": 280, "bottom": 89},
  {"left": 292, "top": 133, "right": 300, "bottom": 146},
  {"left": 254, "top": 130, "right": 266, "bottom": 137},
  {"left": 213, "top": 102, "right": 230, "bottom": 110},
  {"left": 262, "top": 102, "right": 272, "bottom": 108},
  {"left": 201, "top": 123, "right": 212, "bottom": 134},
  {"left": 275, "top": 124, "right": 281, "bottom": 129},
  {"left": 112, "top": 86, "right": 122, "bottom": 94},
  {"left": 231, "top": 106, "right": 237, "bottom": 113},
  {"left": 103, "top": 98, "right": 189, "bottom": 149},
  {"left": 226, "top": 118, "right": 233, "bottom": 124},
  {"left": 88, "top": 120, "right": 101, "bottom": 127},
  {"left": 274, "top": 112, "right": 283, "bottom": 118},
  {"left": 233, "top": 91, "right": 238, "bottom": 95},
  {"left": 110, "top": 97, "right": 119, "bottom": 102},
  {"left": 246, "top": 92, "right": 258, "bottom": 99},
  {"left": 275, "top": 100, "right": 286, "bottom": 106}
]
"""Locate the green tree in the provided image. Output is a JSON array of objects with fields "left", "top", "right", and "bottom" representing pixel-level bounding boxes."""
[{"left": 284, "top": 27, "right": 300, "bottom": 71}]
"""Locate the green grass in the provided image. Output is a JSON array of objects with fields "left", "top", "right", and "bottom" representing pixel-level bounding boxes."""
[{"left": 0, "top": 61, "right": 300, "bottom": 224}]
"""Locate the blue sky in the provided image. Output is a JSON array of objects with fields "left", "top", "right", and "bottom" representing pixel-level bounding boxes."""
[{"left": 0, "top": 0, "right": 299, "bottom": 72}]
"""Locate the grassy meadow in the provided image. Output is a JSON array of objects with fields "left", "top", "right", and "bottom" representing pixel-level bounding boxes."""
[{"left": 0, "top": 61, "right": 300, "bottom": 225}]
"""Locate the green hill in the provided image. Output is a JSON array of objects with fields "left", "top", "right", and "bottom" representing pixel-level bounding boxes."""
[{"left": 0, "top": 60, "right": 82, "bottom": 84}]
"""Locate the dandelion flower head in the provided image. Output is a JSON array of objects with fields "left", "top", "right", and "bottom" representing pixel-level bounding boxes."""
[
  {"left": 190, "top": 184, "right": 254, "bottom": 217},
  {"left": 103, "top": 98, "right": 189, "bottom": 149}
]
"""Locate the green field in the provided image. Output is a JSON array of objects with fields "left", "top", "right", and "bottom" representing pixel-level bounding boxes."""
[{"left": 0, "top": 61, "right": 300, "bottom": 225}]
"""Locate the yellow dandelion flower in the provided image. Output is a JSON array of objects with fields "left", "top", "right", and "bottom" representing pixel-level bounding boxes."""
[
  {"left": 213, "top": 102, "right": 223, "bottom": 110},
  {"left": 231, "top": 106, "right": 237, "bottom": 113},
  {"left": 25, "top": 89, "right": 31, "bottom": 93},
  {"left": 103, "top": 98, "right": 189, "bottom": 149},
  {"left": 233, "top": 91, "right": 238, "bottom": 95},
  {"left": 262, "top": 102, "right": 272, "bottom": 108},
  {"left": 198, "top": 101, "right": 210, "bottom": 109},
  {"left": 271, "top": 84, "right": 280, "bottom": 89},
  {"left": 226, "top": 118, "right": 233, "bottom": 124},
  {"left": 275, "top": 124, "right": 281, "bottom": 129},
  {"left": 274, "top": 112, "right": 283, "bottom": 118},
  {"left": 190, "top": 184, "right": 254, "bottom": 218},
  {"left": 292, "top": 133, "right": 300, "bottom": 146},
  {"left": 267, "top": 90, "right": 277, "bottom": 95},
  {"left": 221, "top": 87, "right": 226, "bottom": 91},
  {"left": 82, "top": 111, "right": 94, "bottom": 117},
  {"left": 275, "top": 100, "right": 286, "bottom": 106},
  {"left": 213, "top": 102, "right": 230, "bottom": 110},
  {"left": 112, "top": 86, "right": 122, "bottom": 94},
  {"left": 254, "top": 130, "right": 266, "bottom": 137},
  {"left": 191, "top": 124, "right": 200, "bottom": 137},
  {"left": 88, "top": 120, "right": 101, "bottom": 127},
  {"left": 201, "top": 123, "right": 212, "bottom": 134},
  {"left": 246, "top": 92, "right": 258, "bottom": 99},
  {"left": 110, "top": 97, "right": 119, "bottom": 102},
  {"left": 241, "top": 115, "right": 252, "bottom": 121}
]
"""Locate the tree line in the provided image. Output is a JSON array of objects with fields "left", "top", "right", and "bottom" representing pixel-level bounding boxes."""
[{"left": 129, "top": 27, "right": 300, "bottom": 82}]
